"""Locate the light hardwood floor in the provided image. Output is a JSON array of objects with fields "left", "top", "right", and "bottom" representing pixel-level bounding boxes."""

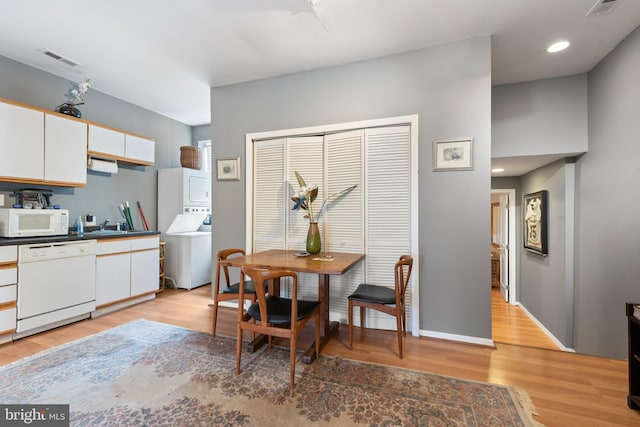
[
  {"left": 491, "top": 287, "right": 560, "bottom": 350},
  {"left": 1, "top": 285, "right": 638, "bottom": 427}
]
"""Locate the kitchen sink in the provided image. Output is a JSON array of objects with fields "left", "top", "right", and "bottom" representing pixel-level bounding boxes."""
[{"left": 83, "top": 229, "right": 127, "bottom": 235}]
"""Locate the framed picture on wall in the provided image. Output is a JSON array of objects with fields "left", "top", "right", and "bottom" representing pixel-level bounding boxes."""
[
  {"left": 433, "top": 138, "right": 474, "bottom": 171},
  {"left": 523, "top": 190, "right": 548, "bottom": 255},
  {"left": 216, "top": 157, "right": 240, "bottom": 181}
]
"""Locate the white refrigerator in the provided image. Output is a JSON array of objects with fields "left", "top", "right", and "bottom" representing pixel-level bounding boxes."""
[{"left": 158, "top": 168, "right": 212, "bottom": 290}]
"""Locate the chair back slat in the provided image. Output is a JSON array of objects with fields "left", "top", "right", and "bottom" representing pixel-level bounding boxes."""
[
  {"left": 236, "top": 267, "right": 320, "bottom": 392},
  {"left": 217, "top": 248, "right": 246, "bottom": 289},
  {"left": 395, "top": 255, "right": 414, "bottom": 305},
  {"left": 241, "top": 267, "right": 297, "bottom": 326},
  {"left": 349, "top": 254, "right": 413, "bottom": 359}
]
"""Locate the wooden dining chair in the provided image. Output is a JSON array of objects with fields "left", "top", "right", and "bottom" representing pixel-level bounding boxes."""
[
  {"left": 211, "top": 248, "right": 260, "bottom": 336},
  {"left": 347, "top": 255, "right": 414, "bottom": 359},
  {"left": 236, "top": 267, "right": 321, "bottom": 391}
]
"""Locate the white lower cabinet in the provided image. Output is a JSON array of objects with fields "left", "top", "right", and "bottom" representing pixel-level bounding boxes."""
[
  {"left": 131, "top": 249, "right": 159, "bottom": 296},
  {"left": 94, "top": 236, "right": 159, "bottom": 314},
  {"left": 95, "top": 252, "right": 131, "bottom": 306},
  {"left": 0, "top": 246, "right": 17, "bottom": 344}
]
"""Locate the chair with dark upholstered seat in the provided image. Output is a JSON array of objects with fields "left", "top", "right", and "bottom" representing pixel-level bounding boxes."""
[
  {"left": 211, "top": 248, "right": 260, "bottom": 336},
  {"left": 347, "top": 255, "right": 413, "bottom": 358},
  {"left": 236, "top": 267, "right": 321, "bottom": 391}
]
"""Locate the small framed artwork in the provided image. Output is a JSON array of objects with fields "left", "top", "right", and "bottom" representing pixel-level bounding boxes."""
[
  {"left": 433, "top": 138, "right": 474, "bottom": 171},
  {"left": 216, "top": 157, "right": 240, "bottom": 181},
  {"left": 523, "top": 190, "right": 548, "bottom": 256}
]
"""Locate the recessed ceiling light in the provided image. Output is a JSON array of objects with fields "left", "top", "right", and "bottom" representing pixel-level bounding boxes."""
[
  {"left": 547, "top": 41, "right": 570, "bottom": 53},
  {"left": 492, "top": 168, "right": 505, "bottom": 173}
]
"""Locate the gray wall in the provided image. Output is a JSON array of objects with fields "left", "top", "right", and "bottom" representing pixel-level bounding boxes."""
[
  {"left": 492, "top": 74, "right": 588, "bottom": 159},
  {"left": 0, "top": 55, "right": 192, "bottom": 230},
  {"left": 192, "top": 125, "right": 211, "bottom": 144},
  {"left": 491, "top": 26, "right": 640, "bottom": 359},
  {"left": 210, "top": 37, "right": 493, "bottom": 339},
  {"left": 574, "top": 25, "right": 640, "bottom": 359},
  {"left": 520, "top": 160, "right": 572, "bottom": 346},
  {"left": 491, "top": 75, "right": 588, "bottom": 351}
]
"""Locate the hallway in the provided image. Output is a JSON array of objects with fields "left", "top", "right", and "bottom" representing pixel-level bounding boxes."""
[{"left": 491, "top": 288, "right": 559, "bottom": 350}]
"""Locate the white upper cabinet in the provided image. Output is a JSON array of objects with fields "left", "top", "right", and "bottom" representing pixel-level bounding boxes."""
[
  {"left": 125, "top": 134, "right": 155, "bottom": 165},
  {"left": 88, "top": 124, "right": 125, "bottom": 158},
  {"left": 0, "top": 99, "right": 87, "bottom": 186},
  {"left": 0, "top": 101, "right": 44, "bottom": 180},
  {"left": 44, "top": 113, "right": 87, "bottom": 185},
  {"left": 87, "top": 124, "right": 154, "bottom": 166},
  {"left": 1, "top": 97, "right": 154, "bottom": 185}
]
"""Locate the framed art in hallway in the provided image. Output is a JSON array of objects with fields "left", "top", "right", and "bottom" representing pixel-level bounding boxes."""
[
  {"left": 216, "top": 157, "right": 240, "bottom": 181},
  {"left": 523, "top": 190, "right": 548, "bottom": 255},
  {"left": 433, "top": 138, "right": 474, "bottom": 171}
]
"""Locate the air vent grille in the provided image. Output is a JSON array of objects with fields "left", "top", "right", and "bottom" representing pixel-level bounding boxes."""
[
  {"left": 42, "top": 49, "right": 80, "bottom": 67},
  {"left": 586, "top": 0, "right": 619, "bottom": 16}
]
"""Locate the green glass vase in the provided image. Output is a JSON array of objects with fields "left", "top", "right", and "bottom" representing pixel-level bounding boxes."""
[{"left": 306, "top": 222, "right": 321, "bottom": 254}]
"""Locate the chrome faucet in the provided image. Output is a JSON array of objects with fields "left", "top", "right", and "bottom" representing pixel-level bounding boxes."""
[{"left": 99, "top": 219, "right": 110, "bottom": 230}]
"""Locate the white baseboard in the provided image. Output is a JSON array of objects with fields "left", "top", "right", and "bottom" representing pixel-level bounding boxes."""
[
  {"left": 91, "top": 294, "right": 155, "bottom": 318},
  {"left": 516, "top": 303, "right": 576, "bottom": 352},
  {"left": 217, "top": 300, "right": 251, "bottom": 310},
  {"left": 419, "top": 329, "right": 495, "bottom": 347}
]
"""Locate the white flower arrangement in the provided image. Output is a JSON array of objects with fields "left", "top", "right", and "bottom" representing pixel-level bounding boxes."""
[
  {"left": 64, "top": 79, "right": 93, "bottom": 106},
  {"left": 291, "top": 171, "right": 357, "bottom": 224}
]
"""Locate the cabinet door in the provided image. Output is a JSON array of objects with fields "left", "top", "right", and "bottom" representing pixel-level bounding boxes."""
[
  {"left": 0, "top": 305, "right": 16, "bottom": 335},
  {"left": 130, "top": 248, "right": 159, "bottom": 296},
  {"left": 88, "top": 124, "right": 125, "bottom": 158},
  {"left": 44, "top": 113, "right": 87, "bottom": 184},
  {"left": 0, "top": 101, "right": 44, "bottom": 180},
  {"left": 95, "top": 253, "right": 131, "bottom": 306},
  {"left": 125, "top": 134, "right": 155, "bottom": 164},
  {"left": 0, "top": 265, "right": 17, "bottom": 286},
  {"left": 0, "top": 246, "right": 17, "bottom": 263}
]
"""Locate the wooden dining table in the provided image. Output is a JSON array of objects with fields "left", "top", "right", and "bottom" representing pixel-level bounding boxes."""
[{"left": 225, "top": 249, "right": 364, "bottom": 363}]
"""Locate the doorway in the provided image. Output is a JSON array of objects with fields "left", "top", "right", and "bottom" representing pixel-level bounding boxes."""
[
  {"left": 490, "top": 189, "right": 559, "bottom": 350},
  {"left": 490, "top": 189, "right": 515, "bottom": 304}
]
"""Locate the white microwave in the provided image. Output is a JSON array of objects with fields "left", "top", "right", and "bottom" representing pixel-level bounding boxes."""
[{"left": 0, "top": 208, "right": 69, "bottom": 237}]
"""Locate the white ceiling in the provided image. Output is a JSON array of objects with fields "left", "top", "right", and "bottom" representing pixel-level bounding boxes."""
[{"left": 1, "top": 0, "right": 639, "bottom": 175}]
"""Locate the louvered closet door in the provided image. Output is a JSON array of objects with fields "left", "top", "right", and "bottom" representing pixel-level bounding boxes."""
[
  {"left": 251, "top": 124, "right": 413, "bottom": 329},
  {"left": 362, "top": 125, "right": 412, "bottom": 331},
  {"left": 325, "top": 130, "right": 365, "bottom": 321},
  {"left": 253, "top": 139, "right": 286, "bottom": 252},
  {"left": 285, "top": 136, "right": 324, "bottom": 299}
]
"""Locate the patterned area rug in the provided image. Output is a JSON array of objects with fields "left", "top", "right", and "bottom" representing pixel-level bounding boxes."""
[{"left": 0, "top": 320, "right": 542, "bottom": 426}]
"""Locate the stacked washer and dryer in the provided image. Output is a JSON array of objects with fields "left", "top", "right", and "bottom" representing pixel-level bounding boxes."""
[{"left": 158, "top": 168, "right": 212, "bottom": 290}]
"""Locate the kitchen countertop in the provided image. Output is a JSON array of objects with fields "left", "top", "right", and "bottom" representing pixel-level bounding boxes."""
[{"left": 0, "top": 230, "right": 160, "bottom": 247}]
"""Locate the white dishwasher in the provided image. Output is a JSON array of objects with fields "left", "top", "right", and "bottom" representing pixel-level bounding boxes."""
[{"left": 15, "top": 239, "right": 97, "bottom": 338}]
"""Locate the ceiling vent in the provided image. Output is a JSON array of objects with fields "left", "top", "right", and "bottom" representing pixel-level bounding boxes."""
[
  {"left": 41, "top": 49, "right": 80, "bottom": 67},
  {"left": 586, "top": 0, "right": 619, "bottom": 16}
]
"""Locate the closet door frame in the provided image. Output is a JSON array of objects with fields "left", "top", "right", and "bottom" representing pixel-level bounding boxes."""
[{"left": 245, "top": 115, "right": 420, "bottom": 335}]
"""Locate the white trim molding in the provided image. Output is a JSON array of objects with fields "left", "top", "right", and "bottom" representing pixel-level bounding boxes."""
[
  {"left": 517, "top": 303, "right": 576, "bottom": 352},
  {"left": 246, "top": 114, "right": 420, "bottom": 335},
  {"left": 419, "top": 329, "right": 495, "bottom": 348}
]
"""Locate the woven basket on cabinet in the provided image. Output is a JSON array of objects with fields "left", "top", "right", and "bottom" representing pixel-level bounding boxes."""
[{"left": 180, "top": 146, "right": 202, "bottom": 170}]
